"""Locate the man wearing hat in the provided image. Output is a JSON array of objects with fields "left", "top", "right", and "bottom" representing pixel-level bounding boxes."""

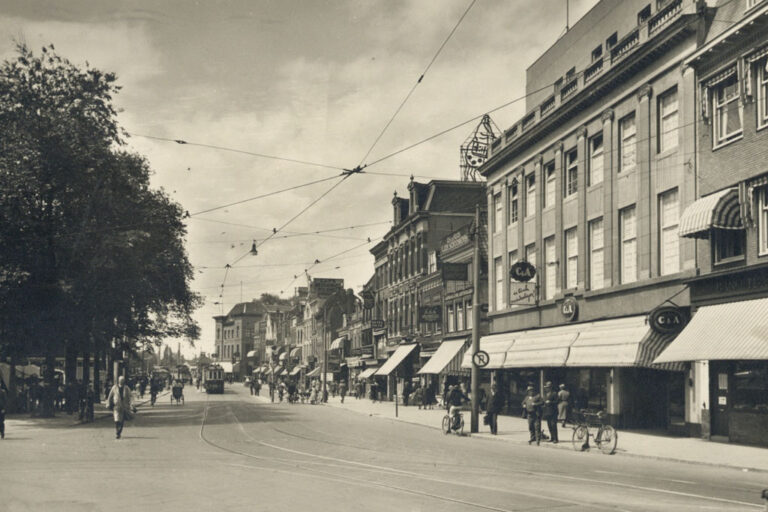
[
  {"left": 557, "top": 383, "right": 571, "bottom": 428},
  {"left": 521, "top": 385, "right": 543, "bottom": 445},
  {"left": 541, "top": 381, "right": 559, "bottom": 443}
]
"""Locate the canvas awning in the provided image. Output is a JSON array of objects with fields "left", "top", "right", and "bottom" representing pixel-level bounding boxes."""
[
  {"left": 503, "top": 325, "right": 580, "bottom": 368},
  {"left": 418, "top": 339, "right": 467, "bottom": 375},
  {"left": 655, "top": 297, "right": 768, "bottom": 363},
  {"left": 330, "top": 337, "right": 346, "bottom": 350},
  {"left": 679, "top": 188, "right": 742, "bottom": 238},
  {"left": 218, "top": 362, "right": 234, "bottom": 373},
  {"left": 461, "top": 333, "right": 515, "bottom": 369},
  {"left": 566, "top": 316, "right": 676, "bottom": 368},
  {"left": 289, "top": 365, "right": 305, "bottom": 376},
  {"left": 246, "top": 350, "right": 257, "bottom": 358},
  {"left": 279, "top": 352, "right": 287, "bottom": 361},
  {"left": 290, "top": 347, "right": 301, "bottom": 357},
  {"left": 375, "top": 344, "right": 417, "bottom": 376},
  {"left": 306, "top": 367, "right": 321, "bottom": 378},
  {"left": 358, "top": 367, "right": 379, "bottom": 380}
]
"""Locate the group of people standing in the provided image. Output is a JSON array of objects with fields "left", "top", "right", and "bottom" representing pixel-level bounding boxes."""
[{"left": 520, "top": 381, "right": 570, "bottom": 445}]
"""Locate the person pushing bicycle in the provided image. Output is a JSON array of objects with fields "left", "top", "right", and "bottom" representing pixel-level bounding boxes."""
[{"left": 446, "top": 384, "right": 468, "bottom": 430}]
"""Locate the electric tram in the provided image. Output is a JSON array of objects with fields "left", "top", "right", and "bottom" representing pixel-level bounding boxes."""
[{"left": 203, "top": 363, "right": 225, "bottom": 394}]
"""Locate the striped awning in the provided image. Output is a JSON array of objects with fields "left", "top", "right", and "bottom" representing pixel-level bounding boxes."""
[
  {"left": 461, "top": 333, "right": 515, "bottom": 369},
  {"left": 418, "top": 339, "right": 468, "bottom": 375},
  {"left": 503, "top": 325, "right": 580, "bottom": 368},
  {"left": 306, "top": 367, "right": 321, "bottom": 378},
  {"left": 375, "top": 344, "right": 417, "bottom": 376},
  {"left": 654, "top": 297, "right": 768, "bottom": 363},
  {"left": 330, "top": 337, "right": 346, "bottom": 350},
  {"left": 278, "top": 352, "right": 287, "bottom": 361},
  {"left": 566, "top": 316, "right": 677, "bottom": 368},
  {"left": 678, "top": 188, "right": 742, "bottom": 238},
  {"left": 290, "top": 347, "right": 301, "bottom": 357},
  {"left": 289, "top": 365, "right": 305, "bottom": 376}
]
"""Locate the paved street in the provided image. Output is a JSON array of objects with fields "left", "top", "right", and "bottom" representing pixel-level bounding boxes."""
[{"left": 1, "top": 383, "right": 766, "bottom": 511}]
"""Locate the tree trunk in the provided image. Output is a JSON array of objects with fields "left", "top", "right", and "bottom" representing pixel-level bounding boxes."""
[{"left": 93, "top": 350, "right": 101, "bottom": 402}]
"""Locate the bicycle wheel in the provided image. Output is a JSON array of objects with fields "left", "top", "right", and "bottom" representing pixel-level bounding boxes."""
[
  {"left": 571, "top": 425, "right": 589, "bottom": 451},
  {"left": 441, "top": 415, "right": 451, "bottom": 435},
  {"left": 597, "top": 425, "right": 617, "bottom": 455}
]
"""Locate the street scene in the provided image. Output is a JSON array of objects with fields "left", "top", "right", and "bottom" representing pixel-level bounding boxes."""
[{"left": 2, "top": 0, "right": 768, "bottom": 510}]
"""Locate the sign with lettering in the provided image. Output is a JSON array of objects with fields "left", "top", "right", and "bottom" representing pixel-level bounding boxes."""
[
  {"left": 561, "top": 297, "right": 578, "bottom": 321},
  {"left": 361, "top": 291, "right": 375, "bottom": 310},
  {"left": 360, "top": 345, "right": 374, "bottom": 357},
  {"left": 510, "top": 282, "right": 536, "bottom": 306},
  {"left": 370, "top": 319, "right": 385, "bottom": 329},
  {"left": 311, "top": 278, "right": 344, "bottom": 298},
  {"left": 440, "top": 226, "right": 470, "bottom": 254},
  {"left": 419, "top": 305, "right": 442, "bottom": 323},
  {"left": 442, "top": 262, "right": 468, "bottom": 281},
  {"left": 648, "top": 306, "right": 686, "bottom": 334},
  {"left": 510, "top": 261, "right": 536, "bottom": 282}
]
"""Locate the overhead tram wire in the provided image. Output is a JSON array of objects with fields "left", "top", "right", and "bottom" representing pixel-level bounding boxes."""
[
  {"left": 130, "top": 133, "right": 345, "bottom": 172},
  {"left": 356, "top": 0, "right": 478, "bottom": 167}
]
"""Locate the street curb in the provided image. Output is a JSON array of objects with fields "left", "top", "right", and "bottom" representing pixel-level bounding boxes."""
[{"left": 324, "top": 400, "right": 768, "bottom": 474}]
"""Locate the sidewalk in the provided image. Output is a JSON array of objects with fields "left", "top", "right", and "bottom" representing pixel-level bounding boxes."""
[{"left": 311, "top": 393, "right": 768, "bottom": 473}]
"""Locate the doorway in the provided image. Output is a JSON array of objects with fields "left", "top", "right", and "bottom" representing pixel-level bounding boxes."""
[{"left": 709, "top": 362, "right": 730, "bottom": 437}]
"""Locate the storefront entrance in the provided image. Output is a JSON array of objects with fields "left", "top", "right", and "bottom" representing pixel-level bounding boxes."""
[{"left": 710, "top": 362, "right": 730, "bottom": 437}]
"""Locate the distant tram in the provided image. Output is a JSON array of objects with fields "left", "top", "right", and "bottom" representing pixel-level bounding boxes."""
[{"left": 204, "top": 364, "right": 224, "bottom": 394}]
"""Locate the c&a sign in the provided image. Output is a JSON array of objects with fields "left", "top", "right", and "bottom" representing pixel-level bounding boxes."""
[{"left": 648, "top": 306, "right": 687, "bottom": 335}]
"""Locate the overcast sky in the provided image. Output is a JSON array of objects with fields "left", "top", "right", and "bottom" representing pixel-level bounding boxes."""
[{"left": 1, "top": 0, "right": 599, "bottom": 357}]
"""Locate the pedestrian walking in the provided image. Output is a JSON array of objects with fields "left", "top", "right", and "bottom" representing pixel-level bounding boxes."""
[
  {"left": 0, "top": 384, "right": 7, "bottom": 439},
  {"left": 521, "top": 385, "right": 543, "bottom": 445},
  {"left": 486, "top": 383, "right": 505, "bottom": 435},
  {"left": 106, "top": 376, "right": 134, "bottom": 440},
  {"left": 339, "top": 380, "right": 347, "bottom": 404},
  {"left": 541, "top": 381, "right": 559, "bottom": 443},
  {"left": 557, "top": 383, "right": 571, "bottom": 427}
]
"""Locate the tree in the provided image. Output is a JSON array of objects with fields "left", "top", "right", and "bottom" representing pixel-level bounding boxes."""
[
  {"left": 260, "top": 292, "right": 289, "bottom": 306},
  {"left": 0, "top": 44, "right": 200, "bottom": 415}
]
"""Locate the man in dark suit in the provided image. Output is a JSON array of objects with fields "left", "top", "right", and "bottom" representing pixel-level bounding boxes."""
[
  {"left": 521, "top": 385, "right": 543, "bottom": 445},
  {"left": 541, "top": 381, "right": 559, "bottom": 443}
]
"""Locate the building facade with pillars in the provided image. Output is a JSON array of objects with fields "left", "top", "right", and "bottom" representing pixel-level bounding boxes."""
[
  {"left": 654, "top": 0, "right": 768, "bottom": 446},
  {"left": 371, "top": 179, "right": 485, "bottom": 400},
  {"left": 479, "top": 0, "right": 707, "bottom": 430}
]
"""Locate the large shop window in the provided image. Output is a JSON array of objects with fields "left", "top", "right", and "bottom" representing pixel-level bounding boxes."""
[
  {"left": 589, "top": 217, "right": 604, "bottom": 290},
  {"left": 620, "top": 205, "right": 638, "bottom": 284},
  {"left": 589, "top": 134, "right": 604, "bottom": 186},
  {"left": 544, "top": 161, "right": 556, "bottom": 208},
  {"left": 619, "top": 113, "right": 637, "bottom": 174},
  {"left": 526, "top": 173, "right": 536, "bottom": 217},
  {"left": 565, "top": 149, "right": 578, "bottom": 197},
  {"left": 508, "top": 181, "right": 519, "bottom": 224},
  {"left": 658, "top": 88, "right": 679, "bottom": 152},
  {"left": 760, "top": 187, "right": 768, "bottom": 255},
  {"left": 659, "top": 188, "right": 680, "bottom": 275},
  {"left": 712, "top": 72, "right": 743, "bottom": 148},
  {"left": 733, "top": 362, "right": 768, "bottom": 413},
  {"left": 573, "top": 368, "right": 608, "bottom": 411},
  {"left": 565, "top": 227, "right": 578, "bottom": 289},
  {"left": 759, "top": 59, "right": 768, "bottom": 130},
  {"left": 544, "top": 237, "right": 556, "bottom": 300}
]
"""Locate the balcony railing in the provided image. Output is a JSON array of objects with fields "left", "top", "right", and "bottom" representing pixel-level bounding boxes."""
[
  {"left": 649, "top": 0, "right": 682, "bottom": 36},
  {"left": 584, "top": 58, "right": 604, "bottom": 84},
  {"left": 540, "top": 96, "right": 555, "bottom": 116},
  {"left": 521, "top": 112, "right": 536, "bottom": 131},
  {"left": 611, "top": 29, "right": 640, "bottom": 64},
  {"left": 560, "top": 79, "right": 578, "bottom": 101}
]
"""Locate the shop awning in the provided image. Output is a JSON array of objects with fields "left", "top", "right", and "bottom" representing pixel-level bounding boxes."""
[
  {"left": 306, "top": 367, "right": 321, "bottom": 378},
  {"left": 278, "top": 352, "right": 287, "bottom": 361},
  {"left": 290, "top": 347, "right": 301, "bottom": 357},
  {"left": 375, "top": 344, "right": 417, "bottom": 376},
  {"left": 273, "top": 366, "right": 285, "bottom": 376},
  {"left": 358, "top": 367, "right": 379, "bottom": 380},
  {"left": 503, "top": 325, "right": 580, "bottom": 368},
  {"left": 330, "top": 337, "right": 346, "bottom": 350},
  {"left": 566, "top": 316, "right": 675, "bottom": 367},
  {"left": 679, "top": 188, "right": 742, "bottom": 238},
  {"left": 418, "top": 339, "right": 467, "bottom": 375},
  {"left": 289, "top": 365, "right": 305, "bottom": 376},
  {"left": 219, "top": 362, "right": 234, "bottom": 373},
  {"left": 461, "top": 333, "right": 515, "bottom": 369},
  {"left": 246, "top": 350, "right": 257, "bottom": 358},
  {"left": 655, "top": 297, "right": 768, "bottom": 363}
]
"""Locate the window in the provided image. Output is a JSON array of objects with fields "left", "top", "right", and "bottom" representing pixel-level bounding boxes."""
[
  {"left": 620, "top": 114, "right": 637, "bottom": 173},
  {"left": 659, "top": 189, "right": 680, "bottom": 275},
  {"left": 564, "top": 228, "right": 578, "bottom": 289},
  {"left": 732, "top": 361, "right": 768, "bottom": 412},
  {"left": 760, "top": 187, "right": 768, "bottom": 255},
  {"left": 591, "top": 45, "right": 602, "bottom": 62},
  {"left": 508, "top": 180, "right": 519, "bottom": 224},
  {"left": 466, "top": 300, "right": 473, "bottom": 330},
  {"left": 447, "top": 304, "right": 455, "bottom": 333},
  {"left": 589, "top": 218, "right": 604, "bottom": 290},
  {"left": 508, "top": 250, "right": 518, "bottom": 303},
  {"left": 589, "top": 134, "right": 604, "bottom": 186},
  {"left": 495, "top": 257, "right": 504, "bottom": 311},
  {"left": 714, "top": 229, "right": 745, "bottom": 263},
  {"left": 544, "top": 161, "right": 556, "bottom": 208},
  {"left": 758, "top": 59, "right": 768, "bottom": 129},
  {"left": 428, "top": 251, "right": 437, "bottom": 273},
  {"left": 565, "top": 149, "right": 578, "bottom": 197},
  {"left": 659, "top": 88, "right": 679, "bottom": 152},
  {"left": 456, "top": 302, "right": 464, "bottom": 331},
  {"left": 606, "top": 32, "right": 618, "bottom": 49},
  {"left": 494, "top": 192, "right": 503, "bottom": 233},
  {"left": 525, "top": 244, "right": 537, "bottom": 269},
  {"left": 544, "top": 237, "right": 557, "bottom": 300},
  {"left": 713, "top": 73, "right": 742, "bottom": 147},
  {"left": 638, "top": 5, "right": 651, "bottom": 24},
  {"left": 526, "top": 173, "right": 536, "bottom": 217},
  {"left": 620, "top": 206, "right": 637, "bottom": 284}
]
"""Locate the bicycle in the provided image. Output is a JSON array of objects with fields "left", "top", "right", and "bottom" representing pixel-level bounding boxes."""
[
  {"left": 571, "top": 409, "right": 617, "bottom": 455},
  {"left": 441, "top": 411, "right": 464, "bottom": 435}
]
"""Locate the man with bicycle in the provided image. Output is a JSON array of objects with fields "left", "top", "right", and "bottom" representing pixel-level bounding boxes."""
[{"left": 446, "top": 384, "right": 468, "bottom": 430}]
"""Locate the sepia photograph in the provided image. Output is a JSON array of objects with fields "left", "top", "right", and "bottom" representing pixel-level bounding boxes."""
[{"left": 0, "top": 0, "right": 767, "bottom": 510}]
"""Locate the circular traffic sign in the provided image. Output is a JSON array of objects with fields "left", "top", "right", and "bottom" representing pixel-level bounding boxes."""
[{"left": 472, "top": 350, "right": 490, "bottom": 368}]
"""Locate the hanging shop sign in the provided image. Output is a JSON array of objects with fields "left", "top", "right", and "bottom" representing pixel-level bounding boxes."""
[
  {"left": 370, "top": 319, "right": 385, "bottom": 329},
  {"left": 509, "top": 261, "right": 536, "bottom": 282},
  {"left": 648, "top": 306, "right": 687, "bottom": 335},
  {"left": 362, "top": 291, "right": 375, "bottom": 310},
  {"left": 561, "top": 297, "right": 578, "bottom": 321},
  {"left": 441, "top": 226, "right": 471, "bottom": 254},
  {"left": 441, "top": 262, "right": 468, "bottom": 281},
  {"left": 419, "top": 305, "right": 442, "bottom": 323}
]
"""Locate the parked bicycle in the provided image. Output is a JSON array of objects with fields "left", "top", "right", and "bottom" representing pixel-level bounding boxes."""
[{"left": 571, "top": 409, "right": 617, "bottom": 455}]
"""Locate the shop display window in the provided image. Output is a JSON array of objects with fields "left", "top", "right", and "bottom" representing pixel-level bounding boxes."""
[{"left": 733, "top": 362, "right": 768, "bottom": 413}]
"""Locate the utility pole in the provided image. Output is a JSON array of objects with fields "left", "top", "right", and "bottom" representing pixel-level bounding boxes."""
[{"left": 471, "top": 203, "right": 481, "bottom": 433}]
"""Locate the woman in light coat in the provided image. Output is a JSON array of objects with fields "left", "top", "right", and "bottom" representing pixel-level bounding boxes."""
[{"left": 107, "top": 376, "right": 133, "bottom": 439}]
